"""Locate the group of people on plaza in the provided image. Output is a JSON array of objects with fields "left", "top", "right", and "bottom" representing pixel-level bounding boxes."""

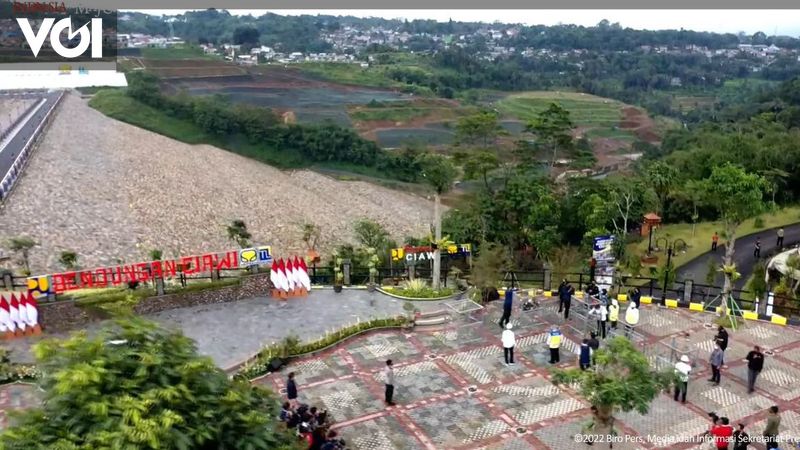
[
  {"left": 673, "top": 327, "right": 783, "bottom": 449},
  {"left": 280, "top": 372, "right": 346, "bottom": 450},
  {"left": 500, "top": 280, "right": 640, "bottom": 367},
  {"left": 499, "top": 280, "right": 784, "bottom": 450}
]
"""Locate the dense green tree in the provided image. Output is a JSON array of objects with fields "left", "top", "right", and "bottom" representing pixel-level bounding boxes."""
[
  {"left": 645, "top": 161, "right": 678, "bottom": 219},
  {"left": 525, "top": 103, "right": 574, "bottom": 167},
  {"left": 455, "top": 111, "right": 502, "bottom": 146},
  {"left": 552, "top": 337, "right": 675, "bottom": 440},
  {"left": 353, "top": 219, "right": 390, "bottom": 251},
  {"left": 700, "top": 164, "right": 767, "bottom": 314},
  {"left": 462, "top": 151, "right": 500, "bottom": 193},
  {"left": 0, "top": 319, "right": 297, "bottom": 450}
]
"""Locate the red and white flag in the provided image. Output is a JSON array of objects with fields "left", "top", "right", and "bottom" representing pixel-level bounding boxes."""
[
  {"left": 9, "top": 293, "right": 24, "bottom": 332},
  {"left": 297, "top": 256, "right": 311, "bottom": 291},
  {"left": 286, "top": 258, "right": 300, "bottom": 291},
  {"left": 17, "top": 293, "right": 30, "bottom": 327},
  {"left": 0, "top": 295, "right": 15, "bottom": 333},
  {"left": 277, "top": 258, "right": 289, "bottom": 292},
  {"left": 25, "top": 292, "right": 38, "bottom": 327},
  {"left": 270, "top": 260, "right": 279, "bottom": 289}
]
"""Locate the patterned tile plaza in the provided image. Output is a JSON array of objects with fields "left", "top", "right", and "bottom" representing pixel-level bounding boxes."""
[{"left": 5, "top": 295, "right": 800, "bottom": 450}]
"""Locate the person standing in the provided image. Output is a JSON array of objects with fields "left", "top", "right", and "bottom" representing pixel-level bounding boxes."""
[
  {"left": 547, "top": 326, "right": 562, "bottom": 364},
  {"left": 502, "top": 323, "right": 516, "bottom": 365},
  {"left": 499, "top": 288, "right": 514, "bottom": 328},
  {"left": 763, "top": 406, "right": 781, "bottom": 450},
  {"left": 710, "top": 417, "right": 734, "bottom": 450},
  {"left": 674, "top": 355, "right": 691, "bottom": 404},
  {"left": 745, "top": 345, "right": 765, "bottom": 394},
  {"left": 712, "top": 232, "right": 719, "bottom": 252},
  {"left": 709, "top": 341, "right": 724, "bottom": 385},
  {"left": 557, "top": 279, "right": 567, "bottom": 313},
  {"left": 608, "top": 299, "right": 619, "bottom": 330},
  {"left": 286, "top": 372, "right": 299, "bottom": 407},
  {"left": 579, "top": 339, "right": 591, "bottom": 371},
  {"left": 588, "top": 332, "right": 600, "bottom": 365},
  {"left": 777, "top": 227, "right": 785, "bottom": 248},
  {"left": 383, "top": 360, "right": 396, "bottom": 406},
  {"left": 589, "top": 305, "right": 607, "bottom": 339},
  {"left": 715, "top": 326, "right": 729, "bottom": 352},
  {"left": 624, "top": 302, "right": 639, "bottom": 338},
  {"left": 559, "top": 281, "right": 574, "bottom": 320},
  {"left": 732, "top": 423, "right": 750, "bottom": 450},
  {"left": 630, "top": 287, "right": 641, "bottom": 309},
  {"left": 754, "top": 238, "right": 761, "bottom": 258}
]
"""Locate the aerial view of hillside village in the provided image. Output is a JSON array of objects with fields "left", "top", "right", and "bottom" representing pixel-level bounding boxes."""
[{"left": 1, "top": 4, "right": 800, "bottom": 449}]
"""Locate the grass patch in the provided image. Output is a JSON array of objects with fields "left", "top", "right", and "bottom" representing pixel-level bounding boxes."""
[
  {"left": 382, "top": 285, "right": 455, "bottom": 299},
  {"left": 627, "top": 205, "right": 800, "bottom": 271},
  {"left": 75, "top": 86, "right": 121, "bottom": 95},
  {"left": 89, "top": 89, "right": 307, "bottom": 168},
  {"left": 496, "top": 91, "right": 627, "bottom": 141},
  {"left": 296, "top": 62, "right": 402, "bottom": 89}
]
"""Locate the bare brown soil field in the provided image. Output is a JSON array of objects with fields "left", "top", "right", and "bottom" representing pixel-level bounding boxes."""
[{"left": 619, "top": 106, "right": 660, "bottom": 144}]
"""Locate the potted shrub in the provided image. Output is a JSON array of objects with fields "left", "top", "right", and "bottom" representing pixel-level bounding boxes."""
[{"left": 333, "top": 253, "right": 344, "bottom": 293}]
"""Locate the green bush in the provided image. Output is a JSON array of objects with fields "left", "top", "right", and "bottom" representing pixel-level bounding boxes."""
[
  {"left": 383, "top": 279, "right": 455, "bottom": 298},
  {"left": 237, "top": 316, "right": 408, "bottom": 380},
  {"left": 753, "top": 216, "right": 765, "bottom": 228}
]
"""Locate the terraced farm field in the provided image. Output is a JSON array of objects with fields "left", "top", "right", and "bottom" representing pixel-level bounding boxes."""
[{"left": 496, "top": 91, "right": 628, "bottom": 129}]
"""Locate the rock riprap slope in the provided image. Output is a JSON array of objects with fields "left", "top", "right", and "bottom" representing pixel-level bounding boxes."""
[{"left": 0, "top": 94, "right": 435, "bottom": 273}]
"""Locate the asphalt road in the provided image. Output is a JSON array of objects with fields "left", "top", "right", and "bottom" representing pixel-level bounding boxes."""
[
  {"left": 675, "top": 223, "right": 800, "bottom": 289},
  {"left": 0, "top": 91, "right": 61, "bottom": 192}
]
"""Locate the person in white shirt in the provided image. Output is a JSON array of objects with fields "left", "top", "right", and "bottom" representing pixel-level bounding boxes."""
[
  {"left": 589, "top": 303, "right": 608, "bottom": 339},
  {"left": 501, "top": 323, "right": 516, "bottom": 365},
  {"left": 674, "top": 355, "right": 691, "bottom": 404}
]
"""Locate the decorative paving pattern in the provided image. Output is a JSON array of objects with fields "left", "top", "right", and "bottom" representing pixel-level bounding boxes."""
[
  {"left": 336, "top": 415, "right": 425, "bottom": 450},
  {"left": 476, "top": 437, "right": 538, "bottom": 450},
  {"left": 730, "top": 359, "right": 800, "bottom": 401},
  {"left": 737, "top": 324, "right": 800, "bottom": 348},
  {"left": 346, "top": 333, "right": 421, "bottom": 367},
  {"left": 689, "top": 381, "right": 774, "bottom": 423},
  {"left": 372, "top": 360, "right": 460, "bottom": 403},
  {"left": 406, "top": 395, "right": 506, "bottom": 448},
  {"left": 483, "top": 376, "right": 585, "bottom": 427},
  {"left": 617, "top": 395, "right": 710, "bottom": 448},
  {"left": 280, "top": 353, "right": 352, "bottom": 385},
  {"left": 295, "top": 378, "right": 385, "bottom": 422},
  {"left": 533, "top": 416, "right": 647, "bottom": 450},
  {"left": 636, "top": 309, "right": 686, "bottom": 336}
]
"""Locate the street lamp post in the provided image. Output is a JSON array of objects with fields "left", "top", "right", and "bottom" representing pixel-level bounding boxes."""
[
  {"left": 657, "top": 237, "right": 687, "bottom": 306},
  {"left": 661, "top": 247, "right": 673, "bottom": 306}
]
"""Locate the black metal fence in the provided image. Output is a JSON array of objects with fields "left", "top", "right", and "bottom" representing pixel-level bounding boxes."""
[{"left": 2, "top": 265, "right": 799, "bottom": 321}]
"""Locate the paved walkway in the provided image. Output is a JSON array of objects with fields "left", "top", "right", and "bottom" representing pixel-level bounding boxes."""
[
  {"left": 5, "top": 296, "right": 800, "bottom": 448},
  {"left": 676, "top": 223, "right": 800, "bottom": 288},
  {"left": 253, "top": 300, "right": 800, "bottom": 450},
  {"left": 3, "top": 290, "right": 449, "bottom": 368}
]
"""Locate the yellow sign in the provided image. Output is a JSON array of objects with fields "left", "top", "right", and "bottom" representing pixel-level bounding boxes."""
[{"left": 27, "top": 275, "right": 51, "bottom": 299}]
